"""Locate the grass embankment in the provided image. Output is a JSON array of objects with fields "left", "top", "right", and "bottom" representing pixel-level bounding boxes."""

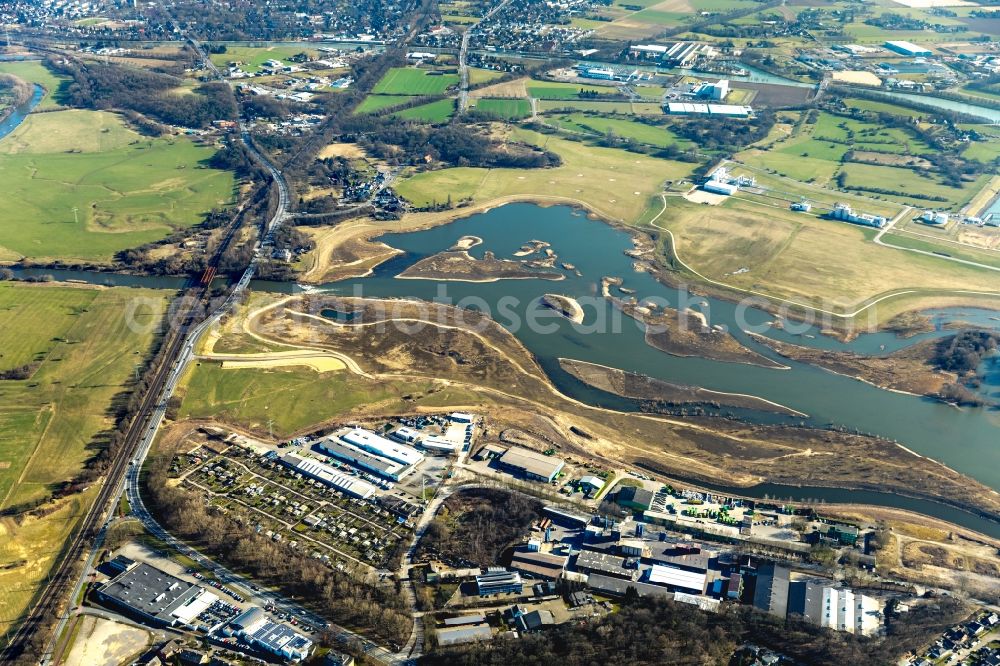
[
  {"left": 395, "top": 127, "right": 696, "bottom": 223},
  {"left": 0, "top": 109, "right": 235, "bottom": 262},
  {"left": 0, "top": 283, "right": 167, "bottom": 638}
]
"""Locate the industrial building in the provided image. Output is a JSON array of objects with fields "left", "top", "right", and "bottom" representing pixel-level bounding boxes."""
[
  {"left": 340, "top": 428, "right": 425, "bottom": 467},
  {"left": 666, "top": 102, "right": 753, "bottom": 117},
  {"left": 703, "top": 180, "right": 738, "bottom": 196},
  {"left": 884, "top": 41, "right": 932, "bottom": 57},
  {"left": 617, "top": 486, "right": 654, "bottom": 512},
  {"left": 578, "top": 475, "right": 605, "bottom": 496},
  {"left": 96, "top": 562, "right": 218, "bottom": 628},
  {"left": 643, "top": 564, "right": 707, "bottom": 595},
  {"left": 318, "top": 437, "right": 414, "bottom": 481},
  {"left": 694, "top": 79, "right": 729, "bottom": 101},
  {"left": 574, "top": 550, "right": 636, "bottom": 580},
  {"left": 786, "top": 580, "right": 880, "bottom": 635},
  {"left": 510, "top": 547, "right": 569, "bottom": 580},
  {"left": 830, "top": 202, "right": 887, "bottom": 229},
  {"left": 921, "top": 210, "right": 949, "bottom": 226},
  {"left": 753, "top": 563, "right": 791, "bottom": 618},
  {"left": 476, "top": 569, "right": 524, "bottom": 596},
  {"left": 437, "top": 624, "right": 493, "bottom": 646},
  {"left": 228, "top": 607, "right": 314, "bottom": 662},
  {"left": 280, "top": 454, "right": 378, "bottom": 499},
  {"left": 497, "top": 446, "right": 564, "bottom": 482},
  {"left": 628, "top": 42, "right": 714, "bottom": 68}
]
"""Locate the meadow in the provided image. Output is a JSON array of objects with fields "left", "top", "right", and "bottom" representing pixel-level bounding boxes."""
[
  {"left": 0, "top": 61, "right": 67, "bottom": 110},
  {"left": 656, "top": 197, "right": 998, "bottom": 315},
  {"left": 355, "top": 94, "right": 417, "bottom": 114},
  {"left": 372, "top": 67, "right": 459, "bottom": 96},
  {"left": 177, "top": 362, "right": 449, "bottom": 436},
  {"left": 527, "top": 82, "right": 619, "bottom": 100},
  {"left": 548, "top": 113, "right": 691, "bottom": 149},
  {"left": 474, "top": 98, "right": 532, "bottom": 120},
  {"left": 0, "top": 283, "right": 167, "bottom": 638},
  {"left": 840, "top": 163, "right": 985, "bottom": 209},
  {"left": 391, "top": 98, "right": 456, "bottom": 123},
  {"left": 0, "top": 110, "right": 235, "bottom": 262},
  {"left": 396, "top": 127, "right": 696, "bottom": 223}
]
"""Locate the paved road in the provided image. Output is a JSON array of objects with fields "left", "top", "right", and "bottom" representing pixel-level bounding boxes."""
[{"left": 456, "top": 0, "right": 514, "bottom": 114}]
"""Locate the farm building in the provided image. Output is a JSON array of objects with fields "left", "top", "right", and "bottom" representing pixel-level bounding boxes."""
[
  {"left": 884, "top": 41, "right": 932, "bottom": 57},
  {"left": 497, "top": 446, "right": 564, "bottom": 482}
]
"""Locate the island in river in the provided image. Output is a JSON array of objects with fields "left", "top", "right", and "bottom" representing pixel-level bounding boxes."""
[
  {"left": 602, "top": 277, "right": 784, "bottom": 369},
  {"left": 560, "top": 358, "right": 804, "bottom": 416},
  {"left": 397, "top": 248, "right": 564, "bottom": 282}
]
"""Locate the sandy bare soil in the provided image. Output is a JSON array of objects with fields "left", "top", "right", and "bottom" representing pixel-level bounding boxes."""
[
  {"left": 317, "top": 142, "right": 368, "bottom": 159},
  {"left": 832, "top": 71, "right": 883, "bottom": 86},
  {"left": 63, "top": 616, "right": 150, "bottom": 666}
]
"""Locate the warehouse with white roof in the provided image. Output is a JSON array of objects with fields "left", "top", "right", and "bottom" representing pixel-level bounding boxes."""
[
  {"left": 280, "top": 453, "right": 378, "bottom": 499},
  {"left": 341, "top": 428, "right": 425, "bottom": 466}
]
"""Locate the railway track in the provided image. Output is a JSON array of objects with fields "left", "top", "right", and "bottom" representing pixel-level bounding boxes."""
[{"left": 0, "top": 291, "right": 201, "bottom": 663}]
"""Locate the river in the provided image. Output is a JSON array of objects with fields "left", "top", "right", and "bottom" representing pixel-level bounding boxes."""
[
  {"left": 0, "top": 84, "right": 42, "bottom": 141},
  {"left": 297, "top": 203, "right": 1000, "bottom": 531},
  {"left": 8, "top": 204, "right": 1000, "bottom": 536}
]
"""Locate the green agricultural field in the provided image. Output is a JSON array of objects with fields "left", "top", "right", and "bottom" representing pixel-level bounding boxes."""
[
  {"left": 527, "top": 82, "right": 619, "bottom": 100},
  {"left": 396, "top": 128, "right": 696, "bottom": 224},
  {"left": 963, "top": 139, "right": 1000, "bottom": 164},
  {"left": 177, "top": 362, "right": 438, "bottom": 436},
  {"left": 0, "top": 60, "right": 67, "bottom": 109},
  {"left": 372, "top": 67, "right": 459, "bottom": 96},
  {"left": 0, "top": 110, "right": 235, "bottom": 262},
  {"left": 208, "top": 45, "right": 319, "bottom": 73},
  {"left": 469, "top": 68, "right": 505, "bottom": 85},
  {"left": 355, "top": 94, "right": 418, "bottom": 114},
  {"left": 0, "top": 283, "right": 167, "bottom": 638},
  {"left": 549, "top": 113, "right": 691, "bottom": 149},
  {"left": 843, "top": 97, "right": 923, "bottom": 120},
  {"left": 391, "top": 99, "right": 455, "bottom": 123},
  {"left": 474, "top": 98, "right": 532, "bottom": 119}
]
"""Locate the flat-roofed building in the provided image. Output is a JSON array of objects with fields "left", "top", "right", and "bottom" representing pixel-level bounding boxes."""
[
  {"left": 340, "top": 428, "right": 425, "bottom": 467},
  {"left": 318, "top": 438, "right": 411, "bottom": 481},
  {"left": 753, "top": 563, "right": 790, "bottom": 618},
  {"left": 587, "top": 573, "right": 673, "bottom": 599},
  {"left": 510, "top": 548, "right": 569, "bottom": 580},
  {"left": 574, "top": 550, "right": 637, "bottom": 580},
  {"left": 280, "top": 454, "right": 378, "bottom": 499},
  {"left": 230, "top": 606, "right": 314, "bottom": 662},
  {"left": 885, "top": 40, "right": 932, "bottom": 57},
  {"left": 96, "top": 562, "right": 218, "bottom": 627},
  {"left": 437, "top": 624, "right": 492, "bottom": 646},
  {"left": 497, "top": 446, "right": 564, "bottom": 482},
  {"left": 644, "top": 564, "right": 707, "bottom": 595},
  {"left": 476, "top": 569, "right": 524, "bottom": 596}
]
